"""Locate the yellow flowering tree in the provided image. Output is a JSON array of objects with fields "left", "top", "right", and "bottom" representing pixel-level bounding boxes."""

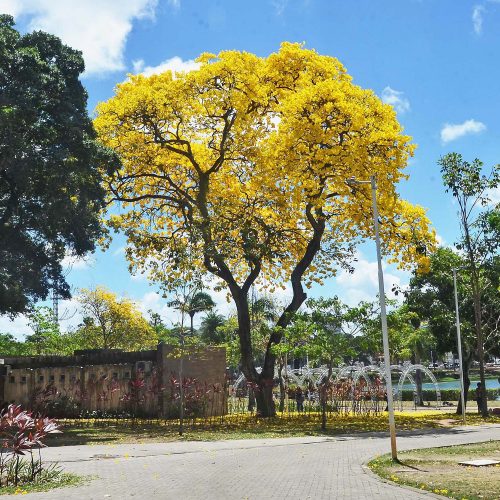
[
  {"left": 76, "top": 287, "right": 157, "bottom": 350},
  {"left": 95, "top": 43, "right": 436, "bottom": 416}
]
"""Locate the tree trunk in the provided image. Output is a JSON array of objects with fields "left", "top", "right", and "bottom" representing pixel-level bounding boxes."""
[
  {"left": 232, "top": 289, "right": 276, "bottom": 416},
  {"left": 457, "top": 352, "right": 472, "bottom": 415},
  {"left": 278, "top": 359, "right": 285, "bottom": 413},
  {"left": 196, "top": 165, "right": 325, "bottom": 419},
  {"left": 473, "top": 291, "right": 488, "bottom": 417},
  {"left": 463, "top": 215, "right": 488, "bottom": 418},
  {"left": 254, "top": 381, "right": 275, "bottom": 417}
]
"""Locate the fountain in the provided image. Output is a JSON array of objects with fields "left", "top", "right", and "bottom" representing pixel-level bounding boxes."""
[{"left": 228, "top": 361, "right": 442, "bottom": 414}]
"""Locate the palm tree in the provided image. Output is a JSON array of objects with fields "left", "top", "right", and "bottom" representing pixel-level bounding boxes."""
[
  {"left": 169, "top": 289, "right": 216, "bottom": 336},
  {"left": 186, "top": 291, "right": 216, "bottom": 336},
  {"left": 199, "top": 311, "right": 226, "bottom": 344},
  {"left": 250, "top": 296, "right": 278, "bottom": 326}
]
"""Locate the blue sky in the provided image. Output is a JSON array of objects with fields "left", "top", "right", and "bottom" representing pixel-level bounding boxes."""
[{"left": 2, "top": 0, "right": 500, "bottom": 336}]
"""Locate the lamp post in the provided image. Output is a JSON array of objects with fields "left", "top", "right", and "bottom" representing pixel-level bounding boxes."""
[
  {"left": 346, "top": 175, "right": 397, "bottom": 460},
  {"left": 452, "top": 268, "right": 466, "bottom": 423}
]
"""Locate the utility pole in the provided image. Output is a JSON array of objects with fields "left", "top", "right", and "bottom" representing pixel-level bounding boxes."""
[{"left": 346, "top": 175, "right": 398, "bottom": 460}]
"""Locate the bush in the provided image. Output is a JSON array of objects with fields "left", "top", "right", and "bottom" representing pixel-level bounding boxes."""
[
  {"left": 400, "top": 388, "right": 499, "bottom": 402},
  {"left": 0, "top": 404, "right": 62, "bottom": 487}
]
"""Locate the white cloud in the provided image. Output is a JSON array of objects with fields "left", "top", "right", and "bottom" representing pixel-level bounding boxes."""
[
  {"left": 134, "top": 278, "right": 293, "bottom": 329},
  {"left": 435, "top": 233, "right": 446, "bottom": 246},
  {"left": 4, "top": 0, "right": 159, "bottom": 76},
  {"left": 139, "top": 56, "right": 199, "bottom": 77},
  {"left": 136, "top": 291, "right": 200, "bottom": 328},
  {"left": 473, "top": 5, "right": 485, "bottom": 34},
  {"left": 485, "top": 186, "right": 500, "bottom": 205},
  {"left": 112, "top": 246, "right": 126, "bottom": 257},
  {"left": 132, "top": 59, "right": 145, "bottom": 73},
  {"left": 0, "top": 314, "right": 30, "bottom": 340},
  {"left": 381, "top": 86, "right": 411, "bottom": 114},
  {"left": 137, "top": 291, "right": 167, "bottom": 316},
  {"left": 131, "top": 272, "right": 147, "bottom": 281},
  {"left": 440, "top": 119, "right": 486, "bottom": 143},
  {"left": 335, "top": 252, "right": 405, "bottom": 306},
  {"left": 2, "top": 0, "right": 22, "bottom": 16},
  {"left": 61, "top": 252, "right": 95, "bottom": 271},
  {"left": 168, "top": 0, "right": 181, "bottom": 8}
]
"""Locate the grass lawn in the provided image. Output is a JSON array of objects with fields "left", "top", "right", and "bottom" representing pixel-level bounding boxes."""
[
  {"left": 46, "top": 411, "right": 500, "bottom": 446},
  {"left": 369, "top": 440, "right": 500, "bottom": 500},
  {"left": 0, "top": 473, "right": 83, "bottom": 496}
]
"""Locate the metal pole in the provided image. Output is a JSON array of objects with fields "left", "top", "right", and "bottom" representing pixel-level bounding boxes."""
[
  {"left": 179, "top": 331, "right": 184, "bottom": 435},
  {"left": 370, "top": 175, "right": 398, "bottom": 460},
  {"left": 453, "top": 268, "right": 466, "bottom": 423},
  {"left": 284, "top": 333, "right": 289, "bottom": 415}
]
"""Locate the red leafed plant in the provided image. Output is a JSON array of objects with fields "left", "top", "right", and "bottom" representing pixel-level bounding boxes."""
[{"left": 0, "top": 404, "right": 62, "bottom": 486}]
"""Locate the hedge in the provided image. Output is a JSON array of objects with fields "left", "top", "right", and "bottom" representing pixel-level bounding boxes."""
[{"left": 400, "top": 388, "right": 499, "bottom": 402}]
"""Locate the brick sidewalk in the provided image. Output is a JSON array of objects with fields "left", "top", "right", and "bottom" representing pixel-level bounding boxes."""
[{"left": 20, "top": 424, "right": 500, "bottom": 499}]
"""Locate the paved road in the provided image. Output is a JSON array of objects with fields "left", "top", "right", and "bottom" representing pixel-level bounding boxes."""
[{"left": 22, "top": 424, "right": 500, "bottom": 499}]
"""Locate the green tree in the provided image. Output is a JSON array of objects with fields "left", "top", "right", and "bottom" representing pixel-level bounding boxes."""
[
  {"left": 148, "top": 311, "right": 168, "bottom": 337},
  {"left": 186, "top": 291, "right": 216, "bottom": 336},
  {"left": 75, "top": 287, "right": 157, "bottom": 350},
  {"left": 362, "top": 302, "right": 435, "bottom": 404},
  {"left": 199, "top": 311, "right": 226, "bottom": 344},
  {"left": 276, "top": 297, "right": 373, "bottom": 426},
  {"left": 0, "top": 15, "right": 115, "bottom": 316},
  {"left": 403, "top": 316, "right": 436, "bottom": 404},
  {"left": 301, "top": 297, "right": 371, "bottom": 375},
  {"left": 405, "top": 247, "right": 500, "bottom": 412},
  {"left": 481, "top": 255, "right": 500, "bottom": 359},
  {"left": 216, "top": 316, "right": 240, "bottom": 370},
  {"left": 362, "top": 303, "right": 414, "bottom": 362},
  {"left": 25, "top": 306, "right": 65, "bottom": 355},
  {"left": 0, "top": 333, "right": 27, "bottom": 356},
  {"left": 439, "top": 153, "right": 500, "bottom": 416}
]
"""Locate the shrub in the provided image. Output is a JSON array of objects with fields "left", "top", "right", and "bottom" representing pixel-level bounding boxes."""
[
  {"left": 0, "top": 404, "right": 61, "bottom": 487},
  {"left": 400, "top": 388, "right": 499, "bottom": 402}
]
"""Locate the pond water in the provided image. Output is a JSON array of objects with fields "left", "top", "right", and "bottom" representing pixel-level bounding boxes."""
[{"left": 402, "top": 378, "right": 500, "bottom": 391}]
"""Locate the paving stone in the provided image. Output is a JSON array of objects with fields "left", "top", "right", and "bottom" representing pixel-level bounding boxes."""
[{"left": 19, "top": 424, "right": 500, "bottom": 500}]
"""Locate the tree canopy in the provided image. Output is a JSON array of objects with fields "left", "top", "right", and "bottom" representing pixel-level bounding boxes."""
[
  {"left": 95, "top": 43, "right": 436, "bottom": 415},
  {"left": 0, "top": 15, "right": 114, "bottom": 316},
  {"left": 74, "top": 287, "right": 157, "bottom": 350},
  {"left": 438, "top": 153, "right": 499, "bottom": 415}
]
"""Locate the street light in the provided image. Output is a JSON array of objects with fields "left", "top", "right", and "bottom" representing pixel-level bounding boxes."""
[
  {"left": 452, "top": 268, "right": 466, "bottom": 423},
  {"left": 346, "top": 175, "right": 398, "bottom": 460}
]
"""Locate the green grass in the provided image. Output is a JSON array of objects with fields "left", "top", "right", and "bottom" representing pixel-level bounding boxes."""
[
  {"left": 45, "top": 411, "right": 500, "bottom": 446},
  {"left": 0, "top": 473, "right": 84, "bottom": 496},
  {"left": 369, "top": 440, "right": 500, "bottom": 500}
]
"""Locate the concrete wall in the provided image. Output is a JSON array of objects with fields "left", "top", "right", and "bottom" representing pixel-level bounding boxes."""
[
  {"left": 0, "top": 344, "right": 226, "bottom": 418},
  {"left": 158, "top": 345, "right": 227, "bottom": 418}
]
